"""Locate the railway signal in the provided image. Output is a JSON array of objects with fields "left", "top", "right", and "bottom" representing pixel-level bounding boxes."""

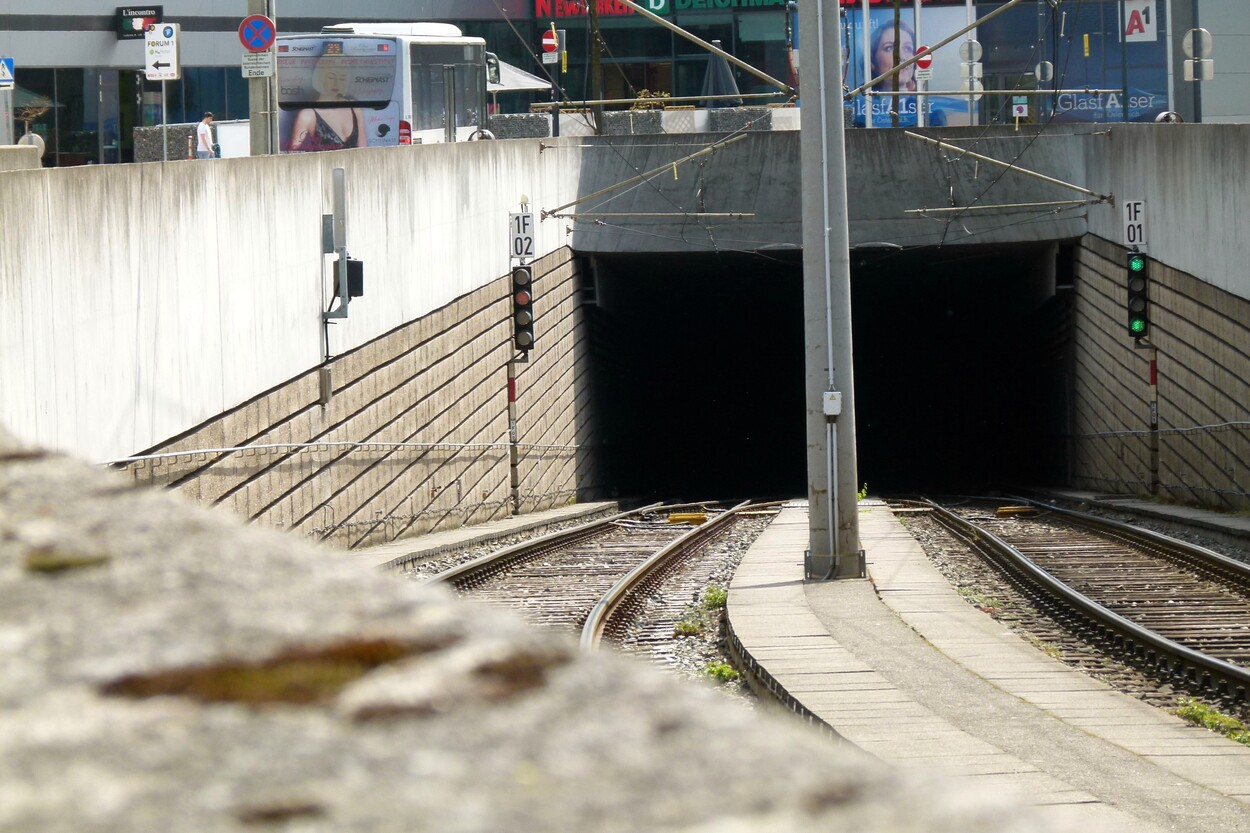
[
  {"left": 1126, "top": 250, "right": 1149, "bottom": 340},
  {"left": 512, "top": 265, "right": 535, "bottom": 351}
]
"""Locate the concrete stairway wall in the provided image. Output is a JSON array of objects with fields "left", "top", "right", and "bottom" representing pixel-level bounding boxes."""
[
  {"left": 119, "top": 248, "right": 603, "bottom": 549},
  {"left": 1071, "top": 234, "right": 1250, "bottom": 511}
]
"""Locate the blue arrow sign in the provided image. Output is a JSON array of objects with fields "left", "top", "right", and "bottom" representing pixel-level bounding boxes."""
[{"left": 0, "top": 58, "right": 14, "bottom": 91}]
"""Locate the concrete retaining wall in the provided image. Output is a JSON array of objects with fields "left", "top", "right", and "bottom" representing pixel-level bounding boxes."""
[
  {"left": 1071, "top": 234, "right": 1250, "bottom": 511},
  {"left": 119, "top": 248, "right": 602, "bottom": 548},
  {"left": 1086, "top": 124, "right": 1250, "bottom": 302},
  {"left": 0, "top": 138, "right": 582, "bottom": 465}
]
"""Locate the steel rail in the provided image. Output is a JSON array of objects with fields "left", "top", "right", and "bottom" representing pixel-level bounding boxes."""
[
  {"left": 580, "top": 499, "right": 752, "bottom": 652},
  {"left": 1017, "top": 497, "right": 1250, "bottom": 584},
  {"left": 924, "top": 499, "right": 1250, "bottom": 700},
  {"left": 429, "top": 502, "right": 663, "bottom": 588}
]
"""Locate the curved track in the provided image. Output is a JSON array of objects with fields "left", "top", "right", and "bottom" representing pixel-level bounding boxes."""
[
  {"left": 433, "top": 503, "right": 762, "bottom": 645},
  {"left": 923, "top": 498, "right": 1250, "bottom": 701}
]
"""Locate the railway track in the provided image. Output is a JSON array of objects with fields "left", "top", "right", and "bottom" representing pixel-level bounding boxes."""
[
  {"left": 920, "top": 498, "right": 1250, "bottom": 703},
  {"left": 430, "top": 502, "right": 775, "bottom": 664}
]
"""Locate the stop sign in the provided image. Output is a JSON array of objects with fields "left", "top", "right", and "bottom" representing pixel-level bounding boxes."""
[
  {"left": 541, "top": 30, "right": 559, "bottom": 53},
  {"left": 915, "top": 46, "right": 933, "bottom": 70}
]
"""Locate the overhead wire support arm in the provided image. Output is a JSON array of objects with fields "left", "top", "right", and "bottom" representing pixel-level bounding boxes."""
[
  {"left": 872, "top": 88, "right": 1121, "bottom": 97},
  {"left": 845, "top": 0, "right": 1029, "bottom": 101},
  {"left": 610, "top": 0, "right": 793, "bottom": 95},
  {"left": 567, "top": 212, "right": 755, "bottom": 219},
  {"left": 905, "top": 199, "right": 1099, "bottom": 215},
  {"left": 903, "top": 131, "right": 1113, "bottom": 204},
  {"left": 541, "top": 132, "right": 751, "bottom": 220},
  {"left": 530, "top": 91, "right": 784, "bottom": 109}
]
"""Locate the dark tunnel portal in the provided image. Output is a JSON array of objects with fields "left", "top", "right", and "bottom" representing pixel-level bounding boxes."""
[
  {"left": 588, "top": 252, "right": 808, "bottom": 503},
  {"left": 587, "top": 244, "right": 1067, "bottom": 502}
]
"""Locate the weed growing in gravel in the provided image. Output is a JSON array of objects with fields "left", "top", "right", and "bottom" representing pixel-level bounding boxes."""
[
  {"left": 704, "top": 662, "right": 740, "bottom": 683},
  {"left": 702, "top": 586, "right": 728, "bottom": 609},
  {"left": 1024, "top": 634, "right": 1063, "bottom": 660},
  {"left": 858, "top": 483, "right": 869, "bottom": 501},
  {"left": 1176, "top": 699, "right": 1250, "bottom": 746},
  {"left": 674, "top": 616, "right": 704, "bottom": 637},
  {"left": 956, "top": 586, "right": 1004, "bottom": 615}
]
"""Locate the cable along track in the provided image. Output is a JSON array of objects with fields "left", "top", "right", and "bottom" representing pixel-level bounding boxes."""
[
  {"left": 432, "top": 502, "right": 761, "bottom": 645},
  {"left": 925, "top": 498, "right": 1250, "bottom": 702}
]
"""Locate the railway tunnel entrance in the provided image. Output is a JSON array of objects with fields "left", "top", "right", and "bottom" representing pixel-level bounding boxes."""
[{"left": 583, "top": 241, "right": 1071, "bottom": 502}]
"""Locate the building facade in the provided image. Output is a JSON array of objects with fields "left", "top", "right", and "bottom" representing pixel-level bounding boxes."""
[{"left": 0, "top": 1, "right": 1244, "bottom": 165}]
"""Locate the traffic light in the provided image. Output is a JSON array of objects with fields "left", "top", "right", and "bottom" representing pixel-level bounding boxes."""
[
  {"left": 1126, "top": 250, "right": 1149, "bottom": 340},
  {"left": 511, "top": 265, "right": 535, "bottom": 351}
]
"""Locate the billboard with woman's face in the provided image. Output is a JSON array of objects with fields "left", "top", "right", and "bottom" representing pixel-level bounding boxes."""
[
  {"left": 841, "top": 2, "right": 1171, "bottom": 128},
  {"left": 844, "top": 6, "right": 973, "bottom": 128}
]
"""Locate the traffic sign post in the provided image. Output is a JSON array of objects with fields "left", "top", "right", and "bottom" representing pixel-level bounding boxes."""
[
  {"left": 914, "top": 47, "right": 932, "bottom": 82},
  {"left": 144, "top": 24, "right": 180, "bottom": 162},
  {"left": 543, "top": 26, "right": 566, "bottom": 136}
]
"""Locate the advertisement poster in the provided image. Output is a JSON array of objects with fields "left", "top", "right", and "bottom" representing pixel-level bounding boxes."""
[
  {"left": 840, "top": 2, "right": 1171, "bottom": 127},
  {"left": 276, "top": 38, "right": 401, "bottom": 152},
  {"left": 843, "top": 6, "right": 973, "bottom": 128}
]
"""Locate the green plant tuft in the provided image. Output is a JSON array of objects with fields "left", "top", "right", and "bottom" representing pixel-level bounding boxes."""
[
  {"left": 1176, "top": 699, "right": 1250, "bottom": 746},
  {"left": 703, "top": 661, "right": 740, "bottom": 683},
  {"left": 674, "top": 617, "right": 703, "bottom": 637},
  {"left": 857, "top": 483, "right": 869, "bottom": 501},
  {"left": 702, "top": 586, "right": 728, "bottom": 609}
]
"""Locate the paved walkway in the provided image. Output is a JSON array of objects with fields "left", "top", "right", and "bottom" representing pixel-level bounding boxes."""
[{"left": 728, "top": 501, "right": 1250, "bottom": 833}]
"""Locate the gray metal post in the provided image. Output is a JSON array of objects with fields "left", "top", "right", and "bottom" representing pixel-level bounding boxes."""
[
  {"left": 0, "top": 89, "right": 13, "bottom": 145},
  {"left": 915, "top": 0, "right": 925, "bottom": 127},
  {"left": 161, "top": 81, "right": 168, "bottom": 161},
  {"left": 800, "top": 1, "right": 860, "bottom": 580},
  {"left": 248, "top": 0, "right": 277, "bottom": 155}
]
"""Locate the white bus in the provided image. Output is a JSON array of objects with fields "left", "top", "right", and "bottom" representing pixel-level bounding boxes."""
[{"left": 276, "top": 22, "right": 498, "bottom": 152}]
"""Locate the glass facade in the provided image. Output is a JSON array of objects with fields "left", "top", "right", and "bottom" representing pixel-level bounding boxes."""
[{"left": 2, "top": 0, "right": 1179, "bottom": 165}]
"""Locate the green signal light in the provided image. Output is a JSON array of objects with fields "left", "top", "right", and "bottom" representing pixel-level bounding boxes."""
[
  {"left": 1130, "top": 318, "right": 1146, "bottom": 334},
  {"left": 1128, "top": 254, "right": 1146, "bottom": 272}
]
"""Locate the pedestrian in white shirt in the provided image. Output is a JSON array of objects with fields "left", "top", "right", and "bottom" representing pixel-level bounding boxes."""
[{"left": 196, "top": 112, "right": 214, "bottom": 159}]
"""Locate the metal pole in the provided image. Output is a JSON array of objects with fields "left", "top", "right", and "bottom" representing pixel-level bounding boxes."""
[
  {"left": 1191, "top": 0, "right": 1202, "bottom": 122},
  {"left": 1119, "top": 1, "right": 1130, "bottom": 122},
  {"left": 508, "top": 358, "right": 521, "bottom": 514},
  {"left": 161, "top": 80, "right": 168, "bottom": 161},
  {"left": 588, "top": 0, "right": 604, "bottom": 135},
  {"left": 800, "top": 0, "right": 858, "bottom": 580},
  {"left": 862, "top": 0, "right": 873, "bottom": 128},
  {"left": 966, "top": 0, "right": 975, "bottom": 126},
  {"left": 248, "top": 0, "right": 276, "bottom": 155},
  {"left": 0, "top": 88, "right": 13, "bottom": 145},
  {"left": 915, "top": 0, "right": 925, "bottom": 128},
  {"left": 1148, "top": 346, "right": 1160, "bottom": 494}
]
